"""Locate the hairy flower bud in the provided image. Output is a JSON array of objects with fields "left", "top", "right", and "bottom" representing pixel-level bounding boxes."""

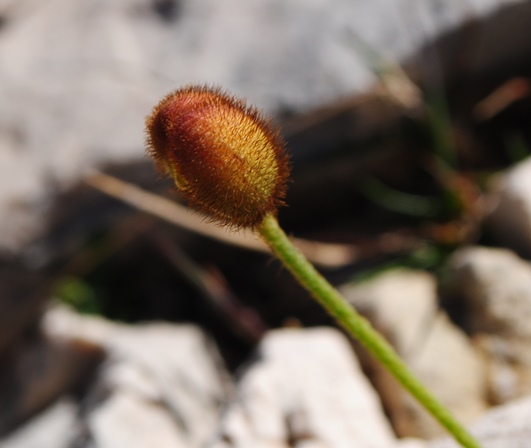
[{"left": 145, "top": 85, "right": 290, "bottom": 229}]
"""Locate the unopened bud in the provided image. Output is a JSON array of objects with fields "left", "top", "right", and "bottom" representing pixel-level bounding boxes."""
[{"left": 146, "top": 86, "right": 290, "bottom": 229}]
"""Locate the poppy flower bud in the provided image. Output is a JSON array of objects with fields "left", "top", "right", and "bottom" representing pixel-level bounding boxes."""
[{"left": 145, "top": 85, "right": 290, "bottom": 229}]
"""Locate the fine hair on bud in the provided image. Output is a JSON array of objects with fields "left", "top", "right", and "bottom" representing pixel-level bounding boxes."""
[{"left": 145, "top": 85, "right": 290, "bottom": 229}]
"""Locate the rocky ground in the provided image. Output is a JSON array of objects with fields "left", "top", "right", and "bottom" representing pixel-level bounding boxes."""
[{"left": 3, "top": 0, "right": 531, "bottom": 447}]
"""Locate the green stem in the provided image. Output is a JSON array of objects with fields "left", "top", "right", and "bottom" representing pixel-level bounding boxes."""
[{"left": 258, "top": 213, "right": 480, "bottom": 448}]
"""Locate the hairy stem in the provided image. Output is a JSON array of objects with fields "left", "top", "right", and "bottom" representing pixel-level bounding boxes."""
[{"left": 258, "top": 213, "right": 480, "bottom": 448}]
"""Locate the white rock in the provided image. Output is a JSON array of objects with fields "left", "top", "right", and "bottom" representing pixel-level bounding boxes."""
[
  {"left": 340, "top": 269, "right": 438, "bottom": 356},
  {"left": 448, "top": 246, "right": 531, "bottom": 404},
  {"left": 210, "top": 327, "right": 397, "bottom": 448},
  {"left": 341, "top": 269, "right": 487, "bottom": 438},
  {"left": 429, "top": 396, "right": 531, "bottom": 448},
  {"left": 0, "top": 399, "right": 77, "bottom": 448},
  {"left": 402, "top": 313, "right": 487, "bottom": 438},
  {"left": 398, "top": 440, "right": 428, "bottom": 448},
  {"left": 448, "top": 246, "right": 531, "bottom": 338},
  {"left": 0, "top": 325, "right": 103, "bottom": 434},
  {"left": 85, "top": 326, "right": 226, "bottom": 448},
  {"left": 43, "top": 306, "right": 228, "bottom": 448},
  {"left": 487, "top": 157, "right": 531, "bottom": 256},
  {"left": 87, "top": 390, "right": 189, "bottom": 448},
  {"left": 474, "top": 335, "right": 531, "bottom": 404}
]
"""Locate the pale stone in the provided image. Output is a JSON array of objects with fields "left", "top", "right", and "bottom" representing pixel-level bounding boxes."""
[
  {"left": 487, "top": 157, "right": 531, "bottom": 256},
  {"left": 448, "top": 246, "right": 531, "bottom": 338},
  {"left": 341, "top": 269, "right": 487, "bottom": 439},
  {"left": 340, "top": 269, "right": 438, "bottom": 356},
  {"left": 402, "top": 313, "right": 487, "bottom": 438},
  {"left": 0, "top": 399, "right": 77, "bottom": 448},
  {"left": 398, "top": 440, "right": 428, "bottom": 448},
  {"left": 87, "top": 391, "right": 189, "bottom": 448},
  {"left": 210, "top": 328, "right": 397, "bottom": 448},
  {"left": 429, "top": 396, "right": 531, "bottom": 448},
  {"left": 446, "top": 246, "right": 531, "bottom": 405},
  {"left": 0, "top": 327, "right": 103, "bottom": 434},
  {"left": 43, "top": 306, "right": 228, "bottom": 448}
]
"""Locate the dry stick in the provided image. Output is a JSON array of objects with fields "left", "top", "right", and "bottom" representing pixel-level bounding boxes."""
[
  {"left": 84, "top": 170, "right": 358, "bottom": 268},
  {"left": 258, "top": 213, "right": 481, "bottom": 448}
]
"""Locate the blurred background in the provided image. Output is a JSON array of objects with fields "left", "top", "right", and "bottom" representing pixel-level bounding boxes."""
[{"left": 3, "top": 0, "right": 531, "bottom": 447}]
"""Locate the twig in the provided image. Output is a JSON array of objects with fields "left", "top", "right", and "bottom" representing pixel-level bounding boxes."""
[{"left": 84, "top": 170, "right": 358, "bottom": 268}]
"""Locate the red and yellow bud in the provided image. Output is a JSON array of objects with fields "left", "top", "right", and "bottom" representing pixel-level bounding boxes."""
[{"left": 145, "top": 85, "right": 290, "bottom": 229}]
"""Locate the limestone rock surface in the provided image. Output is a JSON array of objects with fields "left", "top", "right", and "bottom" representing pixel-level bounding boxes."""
[
  {"left": 210, "top": 327, "right": 398, "bottom": 448},
  {"left": 0, "top": 305, "right": 229, "bottom": 448},
  {"left": 1, "top": 399, "right": 78, "bottom": 448},
  {"left": 429, "top": 396, "right": 531, "bottom": 448},
  {"left": 487, "top": 157, "right": 531, "bottom": 257},
  {"left": 447, "top": 246, "right": 531, "bottom": 403},
  {"left": 341, "top": 269, "right": 487, "bottom": 438}
]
